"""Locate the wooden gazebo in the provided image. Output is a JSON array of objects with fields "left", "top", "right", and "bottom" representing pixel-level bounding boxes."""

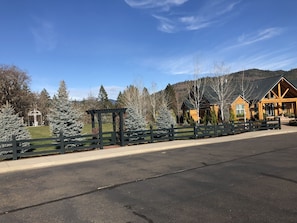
[{"left": 86, "top": 108, "right": 127, "bottom": 149}]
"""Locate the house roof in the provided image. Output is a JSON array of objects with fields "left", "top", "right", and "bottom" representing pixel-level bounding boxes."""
[
  {"left": 291, "top": 80, "right": 297, "bottom": 88},
  {"left": 203, "top": 80, "right": 248, "bottom": 105},
  {"left": 249, "top": 75, "right": 297, "bottom": 101},
  {"left": 247, "top": 75, "right": 283, "bottom": 101}
]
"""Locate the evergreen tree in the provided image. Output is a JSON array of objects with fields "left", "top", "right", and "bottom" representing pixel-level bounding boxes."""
[
  {"left": 0, "top": 103, "right": 31, "bottom": 154},
  {"left": 48, "top": 81, "right": 83, "bottom": 140},
  {"left": 155, "top": 104, "right": 175, "bottom": 134},
  {"left": 36, "top": 88, "right": 51, "bottom": 125},
  {"left": 125, "top": 107, "right": 146, "bottom": 140},
  {"left": 115, "top": 91, "right": 124, "bottom": 108},
  {"left": 164, "top": 84, "right": 178, "bottom": 116},
  {"left": 98, "top": 85, "right": 112, "bottom": 109}
]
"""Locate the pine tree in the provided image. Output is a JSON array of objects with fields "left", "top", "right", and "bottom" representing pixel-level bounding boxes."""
[
  {"left": 48, "top": 81, "right": 83, "bottom": 141},
  {"left": 36, "top": 88, "right": 51, "bottom": 125},
  {"left": 115, "top": 91, "right": 124, "bottom": 108},
  {"left": 125, "top": 107, "right": 147, "bottom": 131},
  {"left": 125, "top": 107, "right": 146, "bottom": 140},
  {"left": 98, "top": 85, "right": 112, "bottom": 109},
  {"left": 0, "top": 103, "right": 31, "bottom": 154},
  {"left": 164, "top": 84, "right": 178, "bottom": 116},
  {"left": 155, "top": 104, "right": 175, "bottom": 135}
]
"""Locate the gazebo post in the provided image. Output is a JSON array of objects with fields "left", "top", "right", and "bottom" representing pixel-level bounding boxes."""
[
  {"left": 97, "top": 112, "right": 103, "bottom": 149},
  {"left": 112, "top": 112, "right": 117, "bottom": 144},
  {"left": 119, "top": 110, "right": 125, "bottom": 146},
  {"left": 91, "top": 112, "right": 95, "bottom": 129}
]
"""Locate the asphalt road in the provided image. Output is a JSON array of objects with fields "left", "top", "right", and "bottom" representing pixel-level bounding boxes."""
[{"left": 0, "top": 133, "right": 297, "bottom": 223}]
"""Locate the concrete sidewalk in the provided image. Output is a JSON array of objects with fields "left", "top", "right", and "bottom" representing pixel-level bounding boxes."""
[{"left": 1, "top": 125, "right": 296, "bottom": 174}]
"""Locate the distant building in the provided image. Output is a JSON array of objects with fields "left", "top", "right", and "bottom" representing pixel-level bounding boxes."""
[{"left": 182, "top": 75, "right": 297, "bottom": 123}]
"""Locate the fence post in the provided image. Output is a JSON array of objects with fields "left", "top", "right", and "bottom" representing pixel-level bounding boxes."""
[
  {"left": 60, "top": 131, "right": 65, "bottom": 154},
  {"left": 231, "top": 122, "right": 235, "bottom": 134},
  {"left": 194, "top": 125, "right": 199, "bottom": 139},
  {"left": 278, "top": 117, "right": 281, "bottom": 129},
  {"left": 169, "top": 124, "right": 174, "bottom": 141},
  {"left": 214, "top": 124, "right": 217, "bottom": 137},
  {"left": 263, "top": 119, "right": 268, "bottom": 130},
  {"left": 248, "top": 120, "right": 252, "bottom": 132},
  {"left": 12, "top": 135, "right": 18, "bottom": 160},
  {"left": 150, "top": 125, "right": 154, "bottom": 143}
]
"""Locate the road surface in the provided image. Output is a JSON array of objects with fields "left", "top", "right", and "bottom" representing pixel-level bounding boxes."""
[{"left": 0, "top": 132, "right": 297, "bottom": 222}]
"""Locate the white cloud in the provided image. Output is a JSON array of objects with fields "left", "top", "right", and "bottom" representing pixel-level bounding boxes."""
[
  {"left": 142, "top": 53, "right": 197, "bottom": 75},
  {"left": 179, "top": 16, "right": 212, "bottom": 30},
  {"left": 153, "top": 15, "right": 176, "bottom": 33},
  {"left": 237, "top": 28, "right": 283, "bottom": 46},
  {"left": 179, "top": 0, "right": 241, "bottom": 31},
  {"left": 30, "top": 18, "right": 57, "bottom": 52},
  {"left": 214, "top": 1, "right": 241, "bottom": 16},
  {"left": 124, "top": 0, "right": 188, "bottom": 10},
  {"left": 126, "top": 0, "right": 240, "bottom": 33}
]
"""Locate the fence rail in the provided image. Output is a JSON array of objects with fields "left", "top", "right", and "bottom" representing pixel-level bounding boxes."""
[{"left": 0, "top": 118, "right": 281, "bottom": 161}]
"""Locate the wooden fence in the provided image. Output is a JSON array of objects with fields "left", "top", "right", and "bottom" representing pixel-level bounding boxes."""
[{"left": 0, "top": 118, "right": 281, "bottom": 161}]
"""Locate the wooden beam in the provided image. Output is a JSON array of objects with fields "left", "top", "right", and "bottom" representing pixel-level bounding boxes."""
[
  {"left": 278, "top": 82, "right": 281, "bottom": 98},
  {"left": 271, "top": 90, "right": 278, "bottom": 98},
  {"left": 281, "top": 88, "right": 289, "bottom": 98},
  {"left": 258, "top": 102, "right": 263, "bottom": 120},
  {"left": 261, "top": 98, "right": 297, "bottom": 103}
]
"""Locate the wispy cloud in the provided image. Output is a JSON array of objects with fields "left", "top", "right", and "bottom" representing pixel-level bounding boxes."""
[
  {"left": 125, "top": 0, "right": 241, "bottom": 33},
  {"left": 179, "top": 16, "right": 212, "bottom": 31},
  {"left": 143, "top": 53, "right": 202, "bottom": 75},
  {"left": 30, "top": 18, "right": 57, "bottom": 52},
  {"left": 237, "top": 28, "right": 283, "bottom": 46},
  {"left": 237, "top": 49, "right": 297, "bottom": 71},
  {"left": 179, "top": 0, "right": 241, "bottom": 31},
  {"left": 124, "top": 0, "right": 188, "bottom": 11},
  {"left": 221, "top": 27, "right": 284, "bottom": 53},
  {"left": 152, "top": 15, "right": 176, "bottom": 33}
]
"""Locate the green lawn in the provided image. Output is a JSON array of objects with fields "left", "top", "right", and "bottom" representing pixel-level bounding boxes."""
[
  {"left": 26, "top": 124, "right": 100, "bottom": 152},
  {"left": 27, "top": 125, "right": 51, "bottom": 139},
  {"left": 27, "top": 123, "right": 114, "bottom": 139}
]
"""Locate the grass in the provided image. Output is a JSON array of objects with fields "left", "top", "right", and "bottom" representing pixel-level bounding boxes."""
[
  {"left": 27, "top": 123, "right": 114, "bottom": 139},
  {"left": 24, "top": 123, "right": 126, "bottom": 152},
  {"left": 27, "top": 125, "right": 51, "bottom": 139}
]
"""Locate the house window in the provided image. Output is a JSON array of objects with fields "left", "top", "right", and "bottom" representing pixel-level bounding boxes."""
[{"left": 236, "top": 104, "right": 245, "bottom": 117}]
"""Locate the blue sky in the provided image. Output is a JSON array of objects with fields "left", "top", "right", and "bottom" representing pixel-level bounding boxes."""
[{"left": 1, "top": 0, "right": 297, "bottom": 100}]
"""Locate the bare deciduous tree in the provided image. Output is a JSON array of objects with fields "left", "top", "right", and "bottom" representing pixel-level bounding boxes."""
[
  {"left": 187, "top": 63, "right": 206, "bottom": 124},
  {"left": 0, "top": 65, "right": 33, "bottom": 118},
  {"left": 208, "top": 62, "right": 234, "bottom": 122},
  {"left": 239, "top": 70, "right": 254, "bottom": 122},
  {"left": 239, "top": 70, "right": 263, "bottom": 121},
  {"left": 149, "top": 82, "right": 158, "bottom": 122},
  {"left": 122, "top": 83, "right": 149, "bottom": 121}
]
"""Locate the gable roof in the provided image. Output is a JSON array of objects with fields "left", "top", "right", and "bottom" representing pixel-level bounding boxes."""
[
  {"left": 248, "top": 75, "right": 297, "bottom": 101},
  {"left": 248, "top": 75, "right": 283, "bottom": 101},
  {"left": 291, "top": 80, "right": 297, "bottom": 88},
  {"left": 231, "top": 95, "right": 249, "bottom": 105}
]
